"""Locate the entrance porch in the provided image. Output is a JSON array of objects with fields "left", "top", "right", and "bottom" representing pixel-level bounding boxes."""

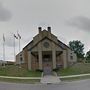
[{"left": 28, "top": 50, "right": 66, "bottom": 71}]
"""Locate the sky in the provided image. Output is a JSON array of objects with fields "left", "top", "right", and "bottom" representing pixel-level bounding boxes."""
[{"left": 0, "top": 0, "right": 90, "bottom": 61}]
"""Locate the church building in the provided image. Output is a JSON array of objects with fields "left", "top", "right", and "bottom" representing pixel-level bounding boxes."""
[{"left": 16, "top": 27, "right": 77, "bottom": 71}]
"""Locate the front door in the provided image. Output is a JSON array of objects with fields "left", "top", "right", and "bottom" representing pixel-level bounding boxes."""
[
  {"left": 43, "top": 64, "right": 52, "bottom": 75},
  {"left": 43, "top": 55, "right": 52, "bottom": 75}
]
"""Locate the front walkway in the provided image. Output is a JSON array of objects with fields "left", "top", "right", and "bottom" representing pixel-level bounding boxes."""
[
  {"left": 40, "top": 75, "right": 61, "bottom": 84},
  {"left": 40, "top": 72, "right": 61, "bottom": 84}
]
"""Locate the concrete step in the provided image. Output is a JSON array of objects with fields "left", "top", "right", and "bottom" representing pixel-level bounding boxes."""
[{"left": 40, "top": 75, "right": 61, "bottom": 84}]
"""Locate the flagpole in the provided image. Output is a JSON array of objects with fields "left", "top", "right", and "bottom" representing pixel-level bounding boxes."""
[
  {"left": 17, "top": 31, "right": 21, "bottom": 68},
  {"left": 17, "top": 31, "right": 21, "bottom": 52},
  {"left": 19, "top": 36, "right": 21, "bottom": 68},
  {"left": 3, "top": 34, "right": 5, "bottom": 67},
  {"left": 14, "top": 34, "right": 16, "bottom": 61},
  {"left": 19, "top": 36, "right": 20, "bottom": 53},
  {"left": 13, "top": 34, "right": 18, "bottom": 65}
]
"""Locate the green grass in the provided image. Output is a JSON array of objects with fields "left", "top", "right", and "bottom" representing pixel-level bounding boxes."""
[
  {"left": 0, "top": 78, "right": 40, "bottom": 84},
  {"left": 0, "top": 65, "right": 41, "bottom": 77},
  {"left": 57, "top": 63, "right": 90, "bottom": 76},
  {"left": 61, "top": 75, "right": 90, "bottom": 81}
]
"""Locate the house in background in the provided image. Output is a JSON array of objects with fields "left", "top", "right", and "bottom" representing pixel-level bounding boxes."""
[
  {"left": 16, "top": 27, "right": 77, "bottom": 71},
  {"left": 0, "top": 60, "right": 14, "bottom": 66}
]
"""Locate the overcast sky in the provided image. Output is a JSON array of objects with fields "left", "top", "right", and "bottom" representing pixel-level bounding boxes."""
[{"left": 0, "top": 0, "right": 90, "bottom": 61}]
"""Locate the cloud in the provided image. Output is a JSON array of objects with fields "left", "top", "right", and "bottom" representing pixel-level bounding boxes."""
[
  {"left": 67, "top": 16, "right": 90, "bottom": 32},
  {"left": 38, "top": 22, "right": 50, "bottom": 27},
  {"left": 0, "top": 3, "right": 12, "bottom": 21}
]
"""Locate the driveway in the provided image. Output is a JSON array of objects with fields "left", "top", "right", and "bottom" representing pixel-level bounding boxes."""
[{"left": 0, "top": 79, "right": 90, "bottom": 90}]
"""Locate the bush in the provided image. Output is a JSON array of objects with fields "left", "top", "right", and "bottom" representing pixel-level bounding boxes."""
[
  {"left": 36, "top": 69, "right": 43, "bottom": 72},
  {"left": 53, "top": 68, "right": 59, "bottom": 72}
]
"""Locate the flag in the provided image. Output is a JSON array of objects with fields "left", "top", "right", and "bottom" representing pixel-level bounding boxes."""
[
  {"left": 17, "top": 33, "right": 21, "bottom": 39},
  {"left": 14, "top": 34, "right": 18, "bottom": 39},
  {"left": 3, "top": 34, "right": 5, "bottom": 42}
]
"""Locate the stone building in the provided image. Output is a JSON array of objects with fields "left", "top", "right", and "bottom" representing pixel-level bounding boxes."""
[{"left": 16, "top": 27, "right": 77, "bottom": 71}]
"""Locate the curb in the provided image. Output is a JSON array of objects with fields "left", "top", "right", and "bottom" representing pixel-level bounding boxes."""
[
  {"left": 0, "top": 73, "right": 90, "bottom": 80},
  {"left": 59, "top": 73, "right": 90, "bottom": 79},
  {"left": 0, "top": 76, "right": 41, "bottom": 79}
]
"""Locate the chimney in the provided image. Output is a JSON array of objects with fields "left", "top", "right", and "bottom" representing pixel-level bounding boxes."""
[
  {"left": 47, "top": 27, "right": 51, "bottom": 33},
  {"left": 38, "top": 27, "right": 42, "bottom": 33}
]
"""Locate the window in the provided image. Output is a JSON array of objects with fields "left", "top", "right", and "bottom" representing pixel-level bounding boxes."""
[
  {"left": 36, "top": 55, "right": 39, "bottom": 62},
  {"left": 70, "top": 56, "right": 73, "bottom": 60},
  {"left": 20, "top": 57, "right": 24, "bottom": 63},
  {"left": 43, "top": 42, "right": 49, "bottom": 48}
]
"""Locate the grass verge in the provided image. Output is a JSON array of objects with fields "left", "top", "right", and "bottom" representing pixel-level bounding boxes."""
[
  {"left": 0, "top": 78, "right": 40, "bottom": 84},
  {"left": 60, "top": 75, "right": 90, "bottom": 82}
]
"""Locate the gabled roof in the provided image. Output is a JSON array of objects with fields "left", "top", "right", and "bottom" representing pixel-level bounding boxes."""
[
  {"left": 23, "top": 30, "right": 71, "bottom": 51},
  {"left": 28, "top": 37, "right": 67, "bottom": 51},
  {"left": 23, "top": 40, "right": 33, "bottom": 50},
  {"left": 58, "top": 40, "right": 71, "bottom": 50}
]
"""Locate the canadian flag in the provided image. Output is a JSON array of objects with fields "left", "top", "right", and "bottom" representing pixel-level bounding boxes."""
[{"left": 14, "top": 34, "right": 18, "bottom": 39}]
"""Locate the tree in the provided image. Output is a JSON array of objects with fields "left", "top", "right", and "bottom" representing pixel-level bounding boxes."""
[
  {"left": 85, "top": 50, "right": 90, "bottom": 63},
  {"left": 69, "top": 40, "right": 85, "bottom": 60}
]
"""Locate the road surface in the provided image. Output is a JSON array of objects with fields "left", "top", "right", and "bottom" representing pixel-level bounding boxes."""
[{"left": 0, "top": 79, "right": 90, "bottom": 90}]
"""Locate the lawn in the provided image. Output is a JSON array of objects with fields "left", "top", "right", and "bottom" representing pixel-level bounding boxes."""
[
  {"left": 57, "top": 63, "right": 90, "bottom": 76},
  {"left": 0, "top": 65, "right": 42, "bottom": 77}
]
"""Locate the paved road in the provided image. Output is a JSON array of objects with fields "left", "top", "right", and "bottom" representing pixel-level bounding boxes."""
[{"left": 0, "top": 79, "right": 90, "bottom": 90}]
